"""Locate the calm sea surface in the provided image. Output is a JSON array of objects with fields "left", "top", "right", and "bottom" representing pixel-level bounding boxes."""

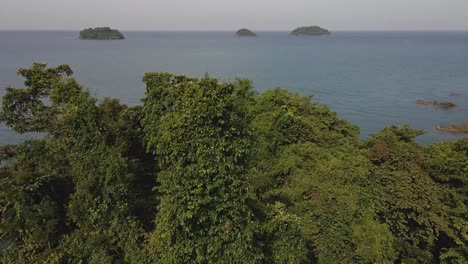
[{"left": 0, "top": 31, "right": 467, "bottom": 144}]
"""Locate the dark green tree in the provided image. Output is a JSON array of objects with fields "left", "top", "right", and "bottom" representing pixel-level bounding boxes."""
[
  {"left": 422, "top": 139, "right": 468, "bottom": 263},
  {"left": 142, "top": 74, "right": 263, "bottom": 263},
  {"left": 365, "top": 126, "right": 459, "bottom": 263},
  {"left": 248, "top": 89, "right": 396, "bottom": 263},
  {"left": 0, "top": 64, "right": 154, "bottom": 263}
]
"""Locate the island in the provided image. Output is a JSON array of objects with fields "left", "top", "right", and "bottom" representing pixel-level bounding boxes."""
[
  {"left": 290, "top": 26, "right": 331, "bottom": 36},
  {"left": 79, "top": 27, "right": 125, "bottom": 40},
  {"left": 235, "top": 28, "right": 257, "bottom": 37}
]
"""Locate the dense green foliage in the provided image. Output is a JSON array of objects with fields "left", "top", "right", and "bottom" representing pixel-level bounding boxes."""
[
  {"left": 79, "top": 27, "right": 125, "bottom": 40},
  {"left": 0, "top": 64, "right": 466, "bottom": 263},
  {"left": 290, "top": 26, "right": 331, "bottom": 36}
]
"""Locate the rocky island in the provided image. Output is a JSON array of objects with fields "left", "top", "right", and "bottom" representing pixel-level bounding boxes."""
[
  {"left": 290, "top": 26, "right": 331, "bottom": 36},
  {"left": 79, "top": 27, "right": 125, "bottom": 40},
  {"left": 235, "top": 28, "right": 257, "bottom": 37}
]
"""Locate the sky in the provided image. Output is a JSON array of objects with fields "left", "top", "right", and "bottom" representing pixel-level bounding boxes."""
[{"left": 1, "top": 0, "right": 468, "bottom": 31}]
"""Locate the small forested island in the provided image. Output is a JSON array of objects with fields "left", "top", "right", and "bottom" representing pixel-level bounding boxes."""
[
  {"left": 0, "top": 63, "right": 467, "bottom": 263},
  {"left": 235, "top": 28, "right": 257, "bottom": 37},
  {"left": 79, "top": 27, "right": 125, "bottom": 40},
  {"left": 290, "top": 26, "right": 331, "bottom": 36}
]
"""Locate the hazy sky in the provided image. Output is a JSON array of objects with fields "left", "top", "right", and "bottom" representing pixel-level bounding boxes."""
[{"left": 1, "top": 0, "right": 467, "bottom": 31}]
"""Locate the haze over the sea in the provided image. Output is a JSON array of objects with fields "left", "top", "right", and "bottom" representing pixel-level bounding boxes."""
[{"left": 1, "top": 0, "right": 468, "bottom": 31}]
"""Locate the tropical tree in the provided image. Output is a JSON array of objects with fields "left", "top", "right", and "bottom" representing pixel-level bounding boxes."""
[{"left": 142, "top": 74, "right": 263, "bottom": 263}]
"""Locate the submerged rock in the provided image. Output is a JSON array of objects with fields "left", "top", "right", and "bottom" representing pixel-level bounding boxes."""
[
  {"left": 436, "top": 124, "right": 468, "bottom": 134},
  {"left": 416, "top": 100, "right": 434, "bottom": 106},
  {"left": 449, "top": 92, "right": 463, "bottom": 97},
  {"left": 437, "top": 102, "right": 456, "bottom": 109},
  {"left": 415, "top": 100, "right": 456, "bottom": 109}
]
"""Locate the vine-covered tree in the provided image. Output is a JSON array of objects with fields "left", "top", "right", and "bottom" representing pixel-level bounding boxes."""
[
  {"left": 142, "top": 74, "right": 263, "bottom": 263},
  {"left": 0, "top": 64, "right": 154, "bottom": 263}
]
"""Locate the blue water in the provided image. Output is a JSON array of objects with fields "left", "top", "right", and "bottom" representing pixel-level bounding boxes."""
[{"left": 0, "top": 31, "right": 467, "bottom": 145}]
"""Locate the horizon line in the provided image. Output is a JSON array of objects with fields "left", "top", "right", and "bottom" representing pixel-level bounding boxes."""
[{"left": 1, "top": 28, "right": 468, "bottom": 32}]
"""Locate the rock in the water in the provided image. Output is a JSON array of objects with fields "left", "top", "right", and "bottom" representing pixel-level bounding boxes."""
[
  {"left": 437, "top": 102, "right": 456, "bottom": 109},
  {"left": 449, "top": 92, "right": 463, "bottom": 97},
  {"left": 416, "top": 100, "right": 434, "bottom": 106},
  {"left": 415, "top": 100, "right": 456, "bottom": 109},
  {"left": 235, "top": 28, "right": 257, "bottom": 37},
  {"left": 290, "top": 26, "right": 330, "bottom": 36},
  {"left": 436, "top": 124, "right": 468, "bottom": 134}
]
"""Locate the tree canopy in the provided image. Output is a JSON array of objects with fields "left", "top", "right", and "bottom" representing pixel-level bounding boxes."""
[{"left": 0, "top": 63, "right": 466, "bottom": 263}]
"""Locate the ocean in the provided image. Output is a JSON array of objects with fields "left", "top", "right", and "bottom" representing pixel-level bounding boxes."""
[{"left": 0, "top": 30, "right": 467, "bottom": 145}]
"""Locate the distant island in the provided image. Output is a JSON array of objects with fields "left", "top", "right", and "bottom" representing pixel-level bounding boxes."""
[
  {"left": 79, "top": 27, "right": 125, "bottom": 40},
  {"left": 290, "top": 26, "right": 331, "bottom": 36},
  {"left": 235, "top": 28, "right": 256, "bottom": 37}
]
